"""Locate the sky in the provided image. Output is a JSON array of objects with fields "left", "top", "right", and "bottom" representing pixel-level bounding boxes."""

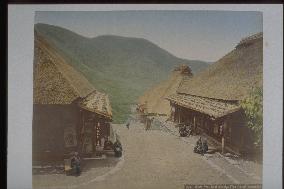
[{"left": 35, "top": 11, "right": 262, "bottom": 62}]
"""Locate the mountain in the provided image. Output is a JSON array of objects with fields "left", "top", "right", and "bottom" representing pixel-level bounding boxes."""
[{"left": 34, "top": 23, "right": 210, "bottom": 123}]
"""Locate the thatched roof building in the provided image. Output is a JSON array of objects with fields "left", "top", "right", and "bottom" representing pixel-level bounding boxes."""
[
  {"left": 177, "top": 32, "right": 263, "bottom": 101},
  {"left": 34, "top": 32, "right": 112, "bottom": 118},
  {"left": 33, "top": 32, "right": 113, "bottom": 160},
  {"left": 138, "top": 65, "right": 192, "bottom": 116},
  {"left": 166, "top": 33, "right": 263, "bottom": 154}
]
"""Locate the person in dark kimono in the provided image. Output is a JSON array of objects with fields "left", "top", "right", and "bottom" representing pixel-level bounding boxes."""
[
  {"left": 71, "top": 152, "right": 81, "bottom": 176},
  {"left": 126, "top": 118, "right": 130, "bottom": 129}
]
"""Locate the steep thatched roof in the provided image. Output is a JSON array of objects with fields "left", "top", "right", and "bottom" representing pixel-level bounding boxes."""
[
  {"left": 78, "top": 91, "right": 112, "bottom": 120},
  {"left": 34, "top": 32, "right": 113, "bottom": 118},
  {"left": 236, "top": 32, "right": 263, "bottom": 49},
  {"left": 138, "top": 65, "right": 192, "bottom": 115},
  {"left": 177, "top": 32, "right": 263, "bottom": 101},
  {"left": 34, "top": 32, "right": 95, "bottom": 104},
  {"left": 167, "top": 93, "right": 240, "bottom": 119}
]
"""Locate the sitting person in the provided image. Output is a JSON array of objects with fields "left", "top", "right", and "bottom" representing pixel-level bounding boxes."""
[
  {"left": 71, "top": 152, "right": 81, "bottom": 176},
  {"left": 196, "top": 137, "right": 202, "bottom": 146},
  {"left": 194, "top": 137, "right": 208, "bottom": 155},
  {"left": 104, "top": 137, "right": 113, "bottom": 150},
  {"left": 203, "top": 138, "right": 208, "bottom": 152}
]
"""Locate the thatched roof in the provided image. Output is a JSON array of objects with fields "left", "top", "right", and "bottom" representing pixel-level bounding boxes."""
[
  {"left": 34, "top": 32, "right": 95, "bottom": 104},
  {"left": 177, "top": 32, "right": 263, "bottom": 101},
  {"left": 138, "top": 65, "right": 192, "bottom": 115},
  {"left": 78, "top": 91, "right": 112, "bottom": 120},
  {"left": 34, "top": 32, "right": 113, "bottom": 119},
  {"left": 167, "top": 93, "right": 240, "bottom": 119}
]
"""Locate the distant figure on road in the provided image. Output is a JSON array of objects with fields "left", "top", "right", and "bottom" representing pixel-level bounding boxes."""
[
  {"left": 145, "top": 117, "right": 154, "bottom": 131},
  {"left": 145, "top": 118, "right": 150, "bottom": 130},
  {"left": 126, "top": 118, "right": 130, "bottom": 129}
]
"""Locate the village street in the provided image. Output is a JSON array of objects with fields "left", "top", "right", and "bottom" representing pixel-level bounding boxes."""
[{"left": 33, "top": 118, "right": 261, "bottom": 189}]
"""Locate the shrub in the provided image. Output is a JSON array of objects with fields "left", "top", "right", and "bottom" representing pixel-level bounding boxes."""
[{"left": 241, "top": 87, "right": 263, "bottom": 145}]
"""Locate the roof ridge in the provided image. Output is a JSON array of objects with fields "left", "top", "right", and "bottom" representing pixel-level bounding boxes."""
[{"left": 176, "top": 92, "right": 239, "bottom": 103}]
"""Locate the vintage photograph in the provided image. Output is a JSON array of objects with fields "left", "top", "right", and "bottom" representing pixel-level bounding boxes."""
[{"left": 32, "top": 11, "right": 263, "bottom": 189}]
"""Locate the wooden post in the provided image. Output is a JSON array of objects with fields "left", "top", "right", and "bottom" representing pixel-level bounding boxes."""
[
  {"left": 81, "top": 110, "right": 85, "bottom": 154},
  {"left": 174, "top": 105, "right": 177, "bottom": 122},
  {"left": 97, "top": 121, "right": 100, "bottom": 146},
  {"left": 78, "top": 109, "right": 82, "bottom": 153},
  {"left": 222, "top": 119, "right": 228, "bottom": 154},
  {"left": 146, "top": 118, "right": 149, "bottom": 130},
  {"left": 178, "top": 107, "right": 181, "bottom": 123},
  {"left": 81, "top": 110, "right": 85, "bottom": 135},
  {"left": 170, "top": 103, "right": 175, "bottom": 122},
  {"left": 93, "top": 121, "right": 97, "bottom": 153},
  {"left": 222, "top": 137, "right": 225, "bottom": 154},
  {"left": 193, "top": 115, "right": 196, "bottom": 132}
]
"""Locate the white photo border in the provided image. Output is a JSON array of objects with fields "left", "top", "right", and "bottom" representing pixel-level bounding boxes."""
[{"left": 8, "top": 4, "right": 283, "bottom": 189}]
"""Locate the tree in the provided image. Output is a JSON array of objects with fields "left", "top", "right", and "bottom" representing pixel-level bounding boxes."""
[{"left": 240, "top": 87, "right": 263, "bottom": 145}]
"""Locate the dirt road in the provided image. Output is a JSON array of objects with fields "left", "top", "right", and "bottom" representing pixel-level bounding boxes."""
[
  {"left": 81, "top": 123, "right": 237, "bottom": 189},
  {"left": 33, "top": 121, "right": 261, "bottom": 189}
]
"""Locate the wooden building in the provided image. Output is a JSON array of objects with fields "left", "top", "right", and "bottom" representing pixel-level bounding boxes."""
[
  {"left": 78, "top": 91, "right": 112, "bottom": 154},
  {"left": 33, "top": 33, "right": 112, "bottom": 161},
  {"left": 166, "top": 33, "right": 263, "bottom": 155},
  {"left": 166, "top": 94, "right": 254, "bottom": 154}
]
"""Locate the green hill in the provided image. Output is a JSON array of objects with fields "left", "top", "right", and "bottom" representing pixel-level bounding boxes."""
[{"left": 34, "top": 23, "right": 209, "bottom": 123}]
